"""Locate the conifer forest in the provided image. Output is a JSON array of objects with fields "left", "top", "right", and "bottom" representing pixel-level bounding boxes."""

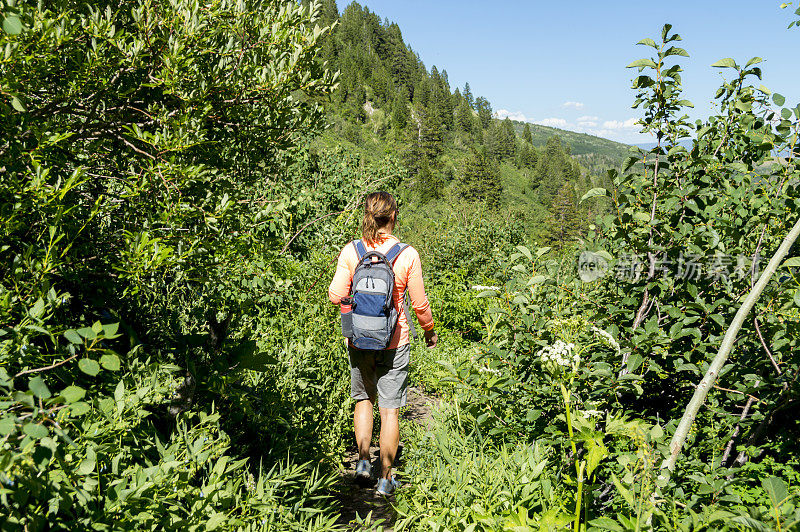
[{"left": 1, "top": 0, "right": 799, "bottom": 530}]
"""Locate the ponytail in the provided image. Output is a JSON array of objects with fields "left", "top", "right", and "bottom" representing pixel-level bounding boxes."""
[{"left": 362, "top": 191, "right": 397, "bottom": 245}]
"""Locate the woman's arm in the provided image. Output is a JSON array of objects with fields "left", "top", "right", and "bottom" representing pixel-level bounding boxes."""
[
  {"left": 405, "top": 249, "right": 434, "bottom": 331},
  {"left": 328, "top": 247, "right": 354, "bottom": 304}
]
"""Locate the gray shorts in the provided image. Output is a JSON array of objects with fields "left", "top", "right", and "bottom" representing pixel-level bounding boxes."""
[{"left": 349, "top": 343, "right": 410, "bottom": 409}]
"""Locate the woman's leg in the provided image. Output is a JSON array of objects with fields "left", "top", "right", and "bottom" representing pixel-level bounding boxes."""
[
  {"left": 378, "top": 407, "right": 399, "bottom": 479},
  {"left": 354, "top": 398, "right": 374, "bottom": 461},
  {"left": 350, "top": 346, "right": 378, "bottom": 463},
  {"left": 374, "top": 344, "right": 409, "bottom": 480}
]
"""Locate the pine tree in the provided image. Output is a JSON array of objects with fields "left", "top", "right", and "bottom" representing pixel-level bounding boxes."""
[
  {"left": 546, "top": 182, "right": 581, "bottom": 250},
  {"left": 486, "top": 122, "right": 505, "bottom": 160},
  {"left": 456, "top": 101, "right": 473, "bottom": 134},
  {"left": 461, "top": 148, "right": 502, "bottom": 209},
  {"left": 516, "top": 143, "right": 538, "bottom": 169},
  {"left": 416, "top": 159, "right": 444, "bottom": 203},
  {"left": 502, "top": 118, "right": 516, "bottom": 158},
  {"left": 533, "top": 136, "right": 580, "bottom": 203},
  {"left": 523, "top": 123, "right": 533, "bottom": 144},
  {"left": 463, "top": 82, "right": 474, "bottom": 109},
  {"left": 391, "top": 86, "right": 410, "bottom": 131},
  {"left": 475, "top": 97, "right": 492, "bottom": 129}
]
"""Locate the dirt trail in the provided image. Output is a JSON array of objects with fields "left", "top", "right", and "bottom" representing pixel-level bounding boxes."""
[{"left": 335, "top": 387, "right": 436, "bottom": 531}]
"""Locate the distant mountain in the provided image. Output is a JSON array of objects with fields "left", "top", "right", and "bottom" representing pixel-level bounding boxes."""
[
  {"left": 635, "top": 139, "right": 693, "bottom": 151},
  {"left": 510, "top": 121, "right": 632, "bottom": 158}
]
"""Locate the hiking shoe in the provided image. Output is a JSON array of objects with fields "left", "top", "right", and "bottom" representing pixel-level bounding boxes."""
[
  {"left": 375, "top": 476, "right": 400, "bottom": 496},
  {"left": 355, "top": 459, "right": 372, "bottom": 482}
]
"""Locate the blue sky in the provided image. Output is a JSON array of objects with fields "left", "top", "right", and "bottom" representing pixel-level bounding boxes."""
[{"left": 334, "top": 1, "right": 799, "bottom": 144}]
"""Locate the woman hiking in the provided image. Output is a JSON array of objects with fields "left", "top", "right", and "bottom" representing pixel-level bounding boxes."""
[{"left": 328, "top": 191, "right": 437, "bottom": 496}]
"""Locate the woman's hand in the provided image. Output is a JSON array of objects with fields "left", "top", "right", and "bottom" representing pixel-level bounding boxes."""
[{"left": 424, "top": 329, "right": 438, "bottom": 349}]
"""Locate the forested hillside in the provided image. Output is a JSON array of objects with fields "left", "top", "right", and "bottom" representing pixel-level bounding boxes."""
[
  {"left": 2, "top": 0, "right": 800, "bottom": 531},
  {"left": 310, "top": 0, "right": 627, "bottom": 246}
]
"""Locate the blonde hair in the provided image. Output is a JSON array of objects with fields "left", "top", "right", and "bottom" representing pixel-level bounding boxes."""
[{"left": 362, "top": 191, "right": 397, "bottom": 244}]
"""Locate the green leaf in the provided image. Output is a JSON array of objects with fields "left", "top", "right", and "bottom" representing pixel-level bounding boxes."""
[
  {"left": 515, "top": 245, "right": 532, "bottom": 260},
  {"left": 588, "top": 517, "right": 625, "bottom": 532},
  {"left": 102, "top": 322, "right": 120, "bottom": 338},
  {"left": 664, "top": 46, "right": 689, "bottom": 57},
  {"left": 783, "top": 257, "right": 800, "bottom": 268},
  {"left": 69, "top": 402, "right": 91, "bottom": 416},
  {"left": 114, "top": 380, "right": 125, "bottom": 402},
  {"left": 11, "top": 96, "right": 25, "bottom": 112},
  {"left": 626, "top": 354, "right": 643, "bottom": 372},
  {"left": 711, "top": 58, "right": 738, "bottom": 69},
  {"left": 536, "top": 246, "right": 552, "bottom": 257},
  {"left": 0, "top": 417, "right": 16, "bottom": 435},
  {"left": 100, "top": 353, "right": 121, "bottom": 371},
  {"left": 581, "top": 188, "right": 607, "bottom": 203},
  {"left": 773, "top": 93, "right": 786, "bottom": 106},
  {"left": 636, "top": 38, "right": 657, "bottom": 48},
  {"left": 77, "top": 327, "right": 96, "bottom": 340},
  {"left": 476, "top": 290, "right": 497, "bottom": 298},
  {"left": 612, "top": 473, "right": 635, "bottom": 508},
  {"left": 633, "top": 212, "right": 651, "bottom": 223},
  {"left": 762, "top": 476, "right": 789, "bottom": 509},
  {"left": 782, "top": 108, "right": 793, "bottom": 119},
  {"left": 78, "top": 358, "right": 100, "bottom": 376},
  {"left": 29, "top": 298, "right": 45, "bottom": 319},
  {"left": 28, "top": 376, "right": 51, "bottom": 399},
  {"left": 2, "top": 15, "right": 22, "bottom": 35},
  {"left": 23, "top": 422, "right": 49, "bottom": 440},
  {"left": 78, "top": 448, "right": 96, "bottom": 475},
  {"left": 745, "top": 57, "right": 763, "bottom": 68},
  {"left": 627, "top": 58, "right": 657, "bottom": 69},
  {"left": 623, "top": 155, "right": 640, "bottom": 172},
  {"left": 794, "top": 290, "right": 800, "bottom": 308},
  {"left": 61, "top": 385, "right": 86, "bottom": 403},
  {"left": 206, "top": 512, "right": 226, "bottom": 530},
  {"left": 585, "top": 437, "right": 609, "bottom": 476},
  {"left": 64, "top": 329, "right": 83, "bottom": 344}
]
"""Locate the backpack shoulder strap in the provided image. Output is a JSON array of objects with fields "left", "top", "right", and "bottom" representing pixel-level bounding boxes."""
[
  {"left": 353, "top": 240, "right": 367, "bottom": 260},
  {"left": 384, "top": 243, "right": 409, "bottom": 265}
]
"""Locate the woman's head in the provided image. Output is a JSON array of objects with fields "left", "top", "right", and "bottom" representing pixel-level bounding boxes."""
[{"left": 362, "top": 191, "right": 397, "bottom": 244}]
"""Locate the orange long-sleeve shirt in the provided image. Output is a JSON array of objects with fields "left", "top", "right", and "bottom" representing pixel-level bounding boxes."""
[{"left": 328, "top": 234, "right": 434, "bottom": 349}]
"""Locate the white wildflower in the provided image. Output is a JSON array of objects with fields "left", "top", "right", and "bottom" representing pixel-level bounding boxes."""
[
  {"left": 478, "top": 366, "right": 502, "bottom": 376},
  {"left": 472, "top": 285, "right": 501, "bottom": 291},
  {"left": 538, "top": 340, "right": 579, "bottom": 373},
  {"left": 591, "top": 326, "right": 621, "bottom": 354}
]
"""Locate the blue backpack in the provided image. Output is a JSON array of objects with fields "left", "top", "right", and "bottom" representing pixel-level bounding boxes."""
[{"left": 342, "top": 240, "right": 416, "bottom": 350}]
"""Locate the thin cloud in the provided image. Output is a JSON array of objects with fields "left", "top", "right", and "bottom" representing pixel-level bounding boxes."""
[
  {"left": 495, "top": 109, "right": 529, "bottom": 122},
  {"left": 562, "top": 101, "right": 585, "bottom": 110},
  {"left": 602, "top": 118, "right": 638, "bottom": 130},
  {"left": 535, "top": 117, "right": 569, "bottom": 128},
  {"left": 529, "top": 115, "right": 647, "bottom": 143}
]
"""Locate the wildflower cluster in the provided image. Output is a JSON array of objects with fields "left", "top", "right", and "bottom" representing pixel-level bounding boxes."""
[
  {"left": 591, "top": 326, "right": 621, "bottom": 354},
  {"left": 539, "top": 340, "right": 579, "bottom": 375},
  {"left": 547, "top": 316, "right": 586, "bottom": 342},
  {"left": 478, "top": 365, "right": 502, "bottom": 376}
]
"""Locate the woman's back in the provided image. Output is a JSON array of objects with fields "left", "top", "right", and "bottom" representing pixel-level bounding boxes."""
[{"left": 328, "top": 233, "right": 433, "bottom": 349}]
